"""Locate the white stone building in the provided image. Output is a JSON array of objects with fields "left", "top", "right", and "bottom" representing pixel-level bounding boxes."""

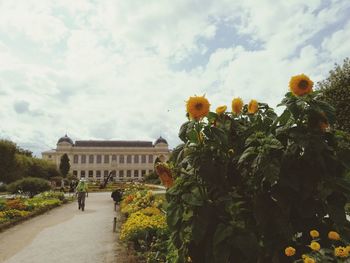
[{"left": 41, "top": 135, "right": 170, "bottom": 181}]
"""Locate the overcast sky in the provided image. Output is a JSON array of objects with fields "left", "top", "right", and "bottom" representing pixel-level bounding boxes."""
[{"left": 0, "top": 0, "right": 349, "bottom": 156}]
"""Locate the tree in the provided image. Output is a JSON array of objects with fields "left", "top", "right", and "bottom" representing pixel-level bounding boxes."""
[
  {"left": 0, "top": 140, "right": 21, "bottom": 183},
  {"left": 59, "top": 154, "right": 70, "bottom": 177},
  {"left": 318, "top": 58, "right": 350, "bottom": 132}
]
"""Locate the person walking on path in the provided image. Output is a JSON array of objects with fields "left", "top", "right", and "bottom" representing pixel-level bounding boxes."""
[{"left": 75, "top": 179, "right": 88, "bottom": 211}]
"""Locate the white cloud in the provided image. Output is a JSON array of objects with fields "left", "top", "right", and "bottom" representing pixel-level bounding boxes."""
[
  {"left": 321, "top": 20, "right": 350, "bottom": 59},
  {"left": 0, "top": 0, "right": 349, "bottom": 156}
]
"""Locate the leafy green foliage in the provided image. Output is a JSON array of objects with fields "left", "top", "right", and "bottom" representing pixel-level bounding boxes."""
[
  {"left": 318, "top": 58, "right": 350, "bottom": 133},
  {"left": 7, "top": 177, "right": 51, "bottom": 198},
  {"left": 166, "top": 92, "right": 350, "bottom": 262},
  {"left": 0, "top": 140, "right": 21, "bottom": 183},
  {"left": 0, "top": 139, "right": 60, "bottom": 183},
  {"left": 59, "top": 153, "right": 70, "bottom": 177}
]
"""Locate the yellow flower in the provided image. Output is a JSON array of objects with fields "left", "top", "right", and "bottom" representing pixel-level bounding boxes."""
[
  {"left": 232, "top": 97, "right": 243, "bottom": 115},
  {"left": 228, "top": 149, "right": 235, "bottom": 156},
  {"left": 310, "top": 230, "right": 319, "bottom": 238},
  {"left": 346, "top": 245, "right": 350, "bottom": 253},
  {"left": 289, "top": 74, "right": 313, "bottom": 96},
  {"left": 186, "top": 95, "right": 210, "bottom": 120},
  {"left": 328, "top": 231, "right": 340, "bottom": 240},
  {"left": 335, "top": 247, "right": 349, "bottom": 258},
  {"left": 309, "top": 241, "right": 320, "bottom": 251},
  {"left": 216, "top": 105, "right": 227, "bottom": 115},
  {"left": 303, "top": 257, "right": 315, "bottom": 263},
  {"left": 285, "top": 246, "right": 296, "bottom": 256},
  {"left": 248, "top": 99, "right": 258, "bottom": 114}
]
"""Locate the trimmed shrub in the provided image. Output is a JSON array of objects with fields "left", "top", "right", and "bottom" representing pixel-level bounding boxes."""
[{"left": 8, "top": 177, "right": 51, "bottom": 198}]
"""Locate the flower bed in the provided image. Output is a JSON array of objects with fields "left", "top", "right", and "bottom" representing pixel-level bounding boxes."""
[
  {"left": 119, "top": 184, "right": 170, "bottom": 262},
  {"left": 0, "top": 191, "right": 72, "bottom": 232}
]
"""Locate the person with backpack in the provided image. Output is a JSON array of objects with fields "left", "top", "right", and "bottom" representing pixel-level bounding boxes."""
[{"left": 75, "top": 179, "right": 89, "bottom": 211}]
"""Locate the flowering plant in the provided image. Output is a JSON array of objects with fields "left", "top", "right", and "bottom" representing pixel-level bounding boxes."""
[
  {"left": 285, "top": 230, "right": 350, "bottom": 262},
  {"left": 166, "top": 74, "right": 350, "bottom": 262}
]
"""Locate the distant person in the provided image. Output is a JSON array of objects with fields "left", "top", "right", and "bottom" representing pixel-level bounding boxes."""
[
  {"left": 111, "top": 189, "right": 123, "bottom": 211},
  {"left": 111, "top": 189, "right": 122, "bottom": 204},
  {"left": 75, "top": 179, "right": 89, "bottom": 211}
]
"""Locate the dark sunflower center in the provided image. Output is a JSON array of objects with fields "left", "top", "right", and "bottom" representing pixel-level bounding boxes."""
[
  {"left": 298, "top": 80, "right": 309, "bottom": 90},
  {"left": 195, "top": 103, "right": 203, "bottom": 110}
]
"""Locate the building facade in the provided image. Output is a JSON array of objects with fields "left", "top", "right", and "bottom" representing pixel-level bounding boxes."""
[{"left": 41, "top": 135, "right": 170, "bottom": 181}]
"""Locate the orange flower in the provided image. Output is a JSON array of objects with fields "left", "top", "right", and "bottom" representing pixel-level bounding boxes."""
[
  {"left": 289, "top": 74, "right": 313, "bottom": 96},
  {"left": 248, "top": 99, "right": 258, "bottom": 114},
  {"left": 232, "top": 98, "right": 243, "bottom": 115},
  {"left": 285, "top": 246, "right": 296, "bottom": 256},
  {"left": 328, "top": 231, "right": 341, "bottom": 240},
  {"left": 125, "top": 195, "right": 134, "bottom": 204}
]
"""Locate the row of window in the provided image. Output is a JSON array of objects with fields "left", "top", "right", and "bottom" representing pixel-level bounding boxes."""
[
  {"left": 73, "top": 169, "right": 153, "bottom": 178},
  {"left": 72, "top": 154, "right": 154, "bottom": 164}
]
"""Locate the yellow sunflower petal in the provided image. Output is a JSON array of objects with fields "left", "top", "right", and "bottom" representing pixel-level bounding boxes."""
[
  {"left": 248, "top": 99, "right": 259, "bottom": 114},
  {"left": 186, "top": 95, "right": 210, "bottom": 120},
  {"left": 232, "top": 98, "right": 243, "bottom": 115},
  {"left": 289, "top": 74, "right": 313, "bottom": 96},
  {"left": 216, "top": 105, "right": 227, "bottom": 115}
]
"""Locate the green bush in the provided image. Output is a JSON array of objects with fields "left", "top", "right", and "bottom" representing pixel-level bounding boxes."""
[{"left": 8, "top": 177, "right": 51, "bottom": 198}]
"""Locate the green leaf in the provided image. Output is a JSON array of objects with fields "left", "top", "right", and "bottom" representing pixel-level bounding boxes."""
[
  {"left": 213, "top": 224, "right": 233, "bottom": 263},
  {"left": 182, "top": 188, "right": 203, "bottom": 206},
  {"left": 167, "top": 205, "right": 184, "bottom": 228},
  {"left": 187, "top": 130, "right": 199, "bottom": 144},
  {"left": 238, "top": 147, "right": 257, "bottom": 165},
  {"left": 207, "top": 112, "right": 218, "bottom": 123},
  {"left": 179, "top": 121, "right": 192, "bottom": 142},
  {"left": 211, "top": 127, "right": 228, "bottom": 146},
  {"left": 192, "top": 207, "right": 211, "bottom": 245}
]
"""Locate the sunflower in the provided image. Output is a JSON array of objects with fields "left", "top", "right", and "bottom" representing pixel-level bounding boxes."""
[
  {"left": 186, "top": 96, "right": 210, "bottom": 120},
  {"left": 216, "top": 105, "right": 227, "bottom": 115},
  {"left": 289, "top": 74, "right": 314, "bottom": 96},
  {"left": 248, "top": 99, "right": 259, "bottom": 114},
  {"left": 232, "top": 98, "right": 243, "bottom": 114},
  {"left": 155, "top": 163, "right": 174, "bottom": 188}
]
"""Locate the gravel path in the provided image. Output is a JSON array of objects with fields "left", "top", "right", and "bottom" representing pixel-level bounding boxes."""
[{"left": 0, "top": 192, "right": 119, "bottom": 263}]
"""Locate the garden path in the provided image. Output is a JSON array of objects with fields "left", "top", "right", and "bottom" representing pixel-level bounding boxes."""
[{"left": 0, "top": 192, "right": 119, "bottom": 263}]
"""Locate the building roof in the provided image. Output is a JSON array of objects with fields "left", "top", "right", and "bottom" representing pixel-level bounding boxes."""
[
  {"left": 74, "top": 140, "right": 153, "bottom": 148},
  {"left": 57, "top": 134, "right": 73, "bottom": 145},
  {"left": 154, "top": 136, "right": 168, "bottom": 145}
]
